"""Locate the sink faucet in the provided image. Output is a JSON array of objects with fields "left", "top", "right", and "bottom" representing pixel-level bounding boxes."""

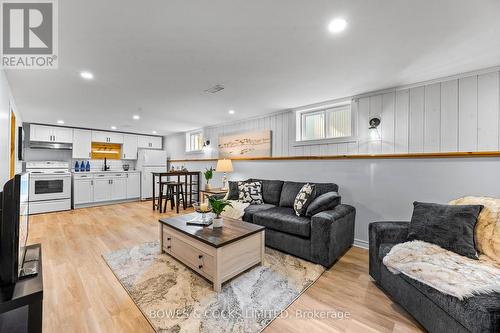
[{"left": 104, "top": 158, "right": 110, "bottom": 171}]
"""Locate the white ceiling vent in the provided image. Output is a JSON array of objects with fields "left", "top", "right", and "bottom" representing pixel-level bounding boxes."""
[{"left": 204, "top": 84, "right": 224, "bottom": 93}]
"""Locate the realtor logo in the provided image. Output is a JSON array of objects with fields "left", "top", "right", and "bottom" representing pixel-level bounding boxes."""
[{"left": 1, "top": 0, "right": 58, "bottom": 69}]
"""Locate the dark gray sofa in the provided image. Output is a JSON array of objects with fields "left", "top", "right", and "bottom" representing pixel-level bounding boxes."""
[
  {"left": 369, "top": 222, "right": 500, "bottom": 333},
  {"left": 227, "top": 179, "right": 356, "bottom": 267}
]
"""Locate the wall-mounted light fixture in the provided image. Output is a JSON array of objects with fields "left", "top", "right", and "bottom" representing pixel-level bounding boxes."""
[{"left": 368, "top": 117, "right": 381, "bottom": 140}]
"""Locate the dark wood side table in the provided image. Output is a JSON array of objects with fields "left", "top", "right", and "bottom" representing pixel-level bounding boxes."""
[
  {"left": 200, "top": 188, "right": 228, "bottom": 202},
  {"left": 0, "top": 243, "right": 43, "bottom": 333}
]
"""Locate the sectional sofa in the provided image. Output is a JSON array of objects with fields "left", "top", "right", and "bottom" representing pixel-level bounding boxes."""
[{"left": 225, "top": 179, "right": 356, "bottom": 267}]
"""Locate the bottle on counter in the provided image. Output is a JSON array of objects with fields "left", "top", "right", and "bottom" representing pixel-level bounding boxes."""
[
  {"left": 86, "top": 161, "right": 91, "bottom": 172},
  {"left": 74, "top": 161, "right": 80, "bottom": 172},
  {"left": 80, "top": 161, "right": 85, "bottom": 172}
]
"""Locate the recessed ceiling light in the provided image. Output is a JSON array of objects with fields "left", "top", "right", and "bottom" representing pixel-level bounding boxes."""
[
  {"left": 328, "top": 18, "right": 347, "bottom": 34},
  {"left": 152, "top": 131, "right": 157, "bottom": 134},
  {"left": 80, "top": 71, "right": 94, "bottom": 80},
  {"left": 228, "top": 110, "right": 235, "bottom": 115},
  {"left": 57, "top": 120, "right": 64, "bottom": 124},
  {"left": 133, "top": 115, "right": 140, "bottom": 120},
  {"left": 111, "top": 126, "right": 117, "bottom": 130}
]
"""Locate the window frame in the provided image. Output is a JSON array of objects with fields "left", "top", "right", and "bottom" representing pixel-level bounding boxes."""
[
  {"left": 294, "top": 102, "right": 356, "bottom": 146},
  {"left": 185, "top": 130, "right": 204, "bottom": 153}
]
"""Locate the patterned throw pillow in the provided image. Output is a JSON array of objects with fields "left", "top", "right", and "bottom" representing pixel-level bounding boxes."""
[
  {"left": 238, "top": 181, "right": 263, "bottom": 205},
  {"left": 294, "top": 183, "right": 316, "bottom": 216}
]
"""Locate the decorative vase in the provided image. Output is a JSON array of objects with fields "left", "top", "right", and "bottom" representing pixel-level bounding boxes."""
[
  {"left": 213, "top": 216, "right": 224, "bottom": 228},
  {"left": 205, "top": 183, "right": 211, "bottom": 190}
]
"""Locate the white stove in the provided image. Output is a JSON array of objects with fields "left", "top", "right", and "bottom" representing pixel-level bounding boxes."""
[{"left": 26, "top": 161, "right": 71, "bottom": 214}]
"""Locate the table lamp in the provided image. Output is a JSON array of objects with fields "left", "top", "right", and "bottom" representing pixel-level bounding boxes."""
[{"left": 216, "top": 159, "right": 233, "bottom": 190}]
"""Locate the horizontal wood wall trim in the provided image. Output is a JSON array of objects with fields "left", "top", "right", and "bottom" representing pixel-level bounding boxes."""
[{"left": 169, "top": 151, "right": 500, "bottom": 163}]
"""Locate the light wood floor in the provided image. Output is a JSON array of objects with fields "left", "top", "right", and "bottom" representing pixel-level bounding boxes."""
[{"left": 28, "top": 201, "right": 424, "bottom": 333}]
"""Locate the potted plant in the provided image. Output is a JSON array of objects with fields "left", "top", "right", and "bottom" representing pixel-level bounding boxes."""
[
  {"left": 203, "top": 167, "right": 214, "bottom": 190},
  {"left": 208, "top": 196, "right": 232, "bottom": 228}
]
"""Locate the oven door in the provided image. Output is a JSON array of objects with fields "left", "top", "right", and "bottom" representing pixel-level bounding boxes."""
[{"left": 29, "top": 174, "right": 71, "bottom": 201}]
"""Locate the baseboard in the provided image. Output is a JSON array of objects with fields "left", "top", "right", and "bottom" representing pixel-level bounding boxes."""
[{"left": 353, "top": 238, "right": 369, "bottom": 249}]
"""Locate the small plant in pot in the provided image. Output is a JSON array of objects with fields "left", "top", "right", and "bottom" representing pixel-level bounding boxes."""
[
  {"left": 203, "top": 167, "right": 214, "bottom": 190},
  {"left": 208, "top": 196, "right": 232, "bottom": 228}
]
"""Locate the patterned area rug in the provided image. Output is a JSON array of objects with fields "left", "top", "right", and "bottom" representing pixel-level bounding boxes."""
[{"left": 103, "top": 242, "right": 325, "bottom": 333}]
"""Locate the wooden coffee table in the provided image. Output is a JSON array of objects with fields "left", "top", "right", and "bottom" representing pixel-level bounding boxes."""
[{"left": 159, "top": 213, "right": 265, "bottom": 292}]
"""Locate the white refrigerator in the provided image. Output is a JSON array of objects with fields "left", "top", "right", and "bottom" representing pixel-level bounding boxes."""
[{"left": 136, "top": 150, "right": 167, "bottom": 200}]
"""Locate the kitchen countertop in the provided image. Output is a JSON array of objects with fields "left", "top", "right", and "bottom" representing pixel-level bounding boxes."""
[{"left": 71, "top": 170, "right": 141, "bottom": 174}]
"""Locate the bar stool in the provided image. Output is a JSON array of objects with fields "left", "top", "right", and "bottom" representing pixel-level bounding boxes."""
[{"left": 163, "top": 182, "right": 186, "bottom": 214}]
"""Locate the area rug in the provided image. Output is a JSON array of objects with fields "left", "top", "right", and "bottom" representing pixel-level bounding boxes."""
[{"left": 103, "top": 242, "right": 325, "bottom": 333}]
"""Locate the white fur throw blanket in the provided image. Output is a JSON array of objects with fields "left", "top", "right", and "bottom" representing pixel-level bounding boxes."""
[
  {"left": 383, "top": 240, "right": 500, "bottom": 300},
  {"left": 220, "top": 200, "right": 249, "bottom": 220}
]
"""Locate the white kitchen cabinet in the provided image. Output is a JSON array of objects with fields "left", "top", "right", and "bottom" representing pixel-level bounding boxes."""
[
  {"left": 54, "top": 127, "right": 74, "bottom": 143},
  {"left": 74, "top": 172, "right": 140, "bottom": 207},
  {"left": 138, "top": 135, "right": 162, "bottom": 149},
  {"left": 30, "top": 124, "right": 73, "bottom": 143},
  {"left": 122, "top": 134, "right": 138, "bottom": 160},
  {"left": 92, "top": 131, "right": 124, "bottom": 144},
  {"left": 73, "top": 178, "right": 94, "bottom": 205},
  {"left": 93, "top": 178, "right": 112, "bottom": 202},
  {"left": 72, "top": 129, "right": 92, "bottom": 159},
  {"left": 111, "top": 177, "right": 127, "bottom": 201},
  {"left": 126, "top": 173, "right": 141, "bottom": 198},
  {"left": 30, "top": 125, "right": 52, "bottom": 142}
]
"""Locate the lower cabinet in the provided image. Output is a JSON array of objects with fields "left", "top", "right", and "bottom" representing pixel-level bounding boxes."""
[
  {"left": 111, "top": 177, "right": 127, "bottom": 201},
  {"left": 93, "top": 178, "right": 112, "bottom": 202},
  {"left": 73, "top": 177, "right": 94, "bottom": 205},
  {"left": 126, "top": 173, "right": 141, "bottom": 199},
  {"left": 73, "top": 172, "right": 141, "bottom": 207}
]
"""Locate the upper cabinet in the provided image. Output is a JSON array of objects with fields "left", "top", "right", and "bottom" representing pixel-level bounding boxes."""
[
  {"left": 138, "top": 135, "right": 162, "bottom": 149},
  {"left": 72, "top": 129, "right": 92, "bottom": 159},
  {"left": 92, "top": 131, "right": 124, "bottom": 144},
  {"left": 122, "top": 134, "right": 138, "bottom": 160},
  {"left": 30, "top": 124, "right": 73, "bottom": 143}
]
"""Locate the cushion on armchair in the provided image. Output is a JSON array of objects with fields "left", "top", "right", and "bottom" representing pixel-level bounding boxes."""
[
  {"left": 408, "top": 201, "right": 483, "bottom": 259},
  {"left": 306, "top": 191, "right": 341, "bottom": 217},
  {"left": 449, "top": 196, "right": 500, "bottom": 264}
]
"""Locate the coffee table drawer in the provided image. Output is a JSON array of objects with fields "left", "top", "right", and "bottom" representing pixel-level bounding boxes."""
[
  {"left": 162, "top": 228, "right": 215, "bottom": 278},
  {"left": 170, "top": 236, "right": 215, "bottom": 278}
]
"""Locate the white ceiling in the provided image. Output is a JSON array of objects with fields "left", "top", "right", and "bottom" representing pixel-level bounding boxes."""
[{"left": 6, "top": 0, "right": 500, "bottom": 135}]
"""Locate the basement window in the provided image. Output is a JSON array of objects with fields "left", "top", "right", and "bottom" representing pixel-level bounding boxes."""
[
  {"left": 295, "top": 103, "right": 354, "bottom": 143},
  {"left": 186, "top": 130, "right": 204, "bottom": 152}
]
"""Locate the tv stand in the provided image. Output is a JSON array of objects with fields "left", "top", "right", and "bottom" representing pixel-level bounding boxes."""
[
  {"left": 20, "top": 246, "right": 40, "bottom": 279},
  {"left": 0, "top": 244, "right": 43, "bottom": 333}
]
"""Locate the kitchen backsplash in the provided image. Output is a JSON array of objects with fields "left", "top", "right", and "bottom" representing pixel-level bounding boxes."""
[{"left": 24, "top": 148, "right": 136, "bottom": 171}]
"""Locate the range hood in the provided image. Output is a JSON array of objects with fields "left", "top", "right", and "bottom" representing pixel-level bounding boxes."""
[{"left": 29, "top": 141, "right": 73, "bottom": 150}]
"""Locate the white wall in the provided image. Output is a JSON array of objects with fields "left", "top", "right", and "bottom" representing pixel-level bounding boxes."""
[
  {"left": 0, "top": 70, "right": 22, "bottom": 187},
  {"left": 165, "top": 67, "right": 500, "bottom": 247},
  {"left": 169, "top": 157, "right": 500, "bottom": 247},
  {"left": 167, "top": 68, "right": 500, "bottom": 160}
]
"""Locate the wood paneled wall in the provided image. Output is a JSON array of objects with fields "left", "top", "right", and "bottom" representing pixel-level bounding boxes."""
[{"left": 166, "top": 69, "right": 500, "bottom": 160}]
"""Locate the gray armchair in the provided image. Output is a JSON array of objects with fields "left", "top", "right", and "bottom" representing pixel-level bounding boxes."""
[{"left": 369, "top": 221, "right": 500, "bottom": 333}]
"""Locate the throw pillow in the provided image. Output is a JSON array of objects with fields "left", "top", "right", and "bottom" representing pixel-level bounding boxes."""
[
  {"left": 227, "top": 179, "right": 251, "bottom": 200},
  {"left": 449, "top": 196, "right": 500, "bottom": 264},
  {"left": 293, "top": 183, "right": 316, "bottom": 216},
  {"left": 408, "top": 201, "right": 484, "bottom": 259},
  {"left": 306, "top": 191, "right": 341, "bottom": 217},
  {"left": 238, "top": 181, "right": 263, "bottom": 204}
]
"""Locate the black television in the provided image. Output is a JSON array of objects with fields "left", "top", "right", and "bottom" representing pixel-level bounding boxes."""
[{"left": 0, "top": 173, "right": 29, "bottom": 285}]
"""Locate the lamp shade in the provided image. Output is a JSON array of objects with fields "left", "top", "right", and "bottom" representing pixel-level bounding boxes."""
[{"left": 216, "top": 159, "right": 233, "bottom": 172}]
